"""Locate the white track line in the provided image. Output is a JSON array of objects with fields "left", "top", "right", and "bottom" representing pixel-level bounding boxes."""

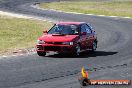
[
  {"left": 0, "top": 11, "right": 33, "bottom": 19},
  {"left": 0, "top": 52, "right": 37, "bottom": 59},
  {"left": 0, "top": 10, "right": 57, "bottom": 22},
  {"left": 32, "top": 4, "right": 132, "bottom": 19}
]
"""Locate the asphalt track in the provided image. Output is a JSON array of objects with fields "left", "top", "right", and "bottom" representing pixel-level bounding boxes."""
[{"left": 0, "top": 0, "right": 132, "bottom": 88}]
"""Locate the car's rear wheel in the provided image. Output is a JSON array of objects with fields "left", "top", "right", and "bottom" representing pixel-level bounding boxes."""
[
  {"left": 37, "top": 51, "right": 46, "bottom": 56},
  {"left": 91, "top": 41, "right": 97, "bottom": 52},
  {"left": 75, "top": 44, "right": 81, "bottom": 56}
]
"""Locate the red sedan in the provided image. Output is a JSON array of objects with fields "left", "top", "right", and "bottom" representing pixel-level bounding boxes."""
[{"left": 36, "top": 22, "right": 97, "bottom": 56}]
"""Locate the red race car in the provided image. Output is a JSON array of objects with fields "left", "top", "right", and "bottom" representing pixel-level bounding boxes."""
[{"left": 36, "top": 22, "right": 97, "bottom": 56}]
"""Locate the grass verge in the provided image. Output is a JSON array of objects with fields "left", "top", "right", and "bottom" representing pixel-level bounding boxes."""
[
  {"left": 0, "top": 15, "right": 53, "bottom": 55},
  {"left": 39, "top": 1, "right": 132, "bottom": 17}
]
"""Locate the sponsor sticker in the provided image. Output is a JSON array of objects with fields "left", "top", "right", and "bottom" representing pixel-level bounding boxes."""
[{"left": 78, "top": 67, "right": 131, "bottom": 86}]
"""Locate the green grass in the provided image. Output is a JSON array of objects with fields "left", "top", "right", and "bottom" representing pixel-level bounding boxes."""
[
  {"left": 0, "top": 15, "right": 53, "bottom": 54},
  {"left": 39, "top": 1, "right": 132, "bottom": 17}
]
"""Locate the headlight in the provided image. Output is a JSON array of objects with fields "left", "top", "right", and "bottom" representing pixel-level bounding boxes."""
[
  {"left": 37, "top": 40, "right": 45, "bottom": 44},
  {"left": 62, "top": 42, "right": 73, "bottom": 45}
]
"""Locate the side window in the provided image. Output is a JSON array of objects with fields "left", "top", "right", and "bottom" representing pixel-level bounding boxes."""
[
  {"left": 85, "top": 24, "right": 92, "bottom": 34},
  {"left": 81, "top": 24, "right": 86, "bottom": 33}
]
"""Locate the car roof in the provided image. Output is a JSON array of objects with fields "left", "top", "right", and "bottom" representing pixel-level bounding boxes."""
[{"left": 56, "top": 22, "right": 85, "bottom": 25}]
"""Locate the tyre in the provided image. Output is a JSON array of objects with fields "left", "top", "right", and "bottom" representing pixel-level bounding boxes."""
[
  {"left": 91, "top": 41, "right": 97, "bottom": 52},
  {"left": 37, "top": 51, "right": 46, "bottom": 56},
  {"left": 75, "top": 44, "right": 81, "bottom": 56}
]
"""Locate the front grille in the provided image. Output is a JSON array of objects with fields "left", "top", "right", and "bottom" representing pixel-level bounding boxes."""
[
  {"left": 63, "top": 47, "right": 70, "bottom": 51},
  {"left": 44, "top": 46, "right": 61, "bottom": 51},
  {"left": 46, "top": 42, "right": 62, "bottom": 45},
  {"left": 37, "top": 45, "right": 43, "bottom": 50}
]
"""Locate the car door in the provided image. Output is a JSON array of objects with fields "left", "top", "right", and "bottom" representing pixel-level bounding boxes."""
[
  {"left": 85, "top": 24, "right": 94, "bottom": 49},
  {"left": 80, "top": 24, "right": 87, "bottom": 49}
]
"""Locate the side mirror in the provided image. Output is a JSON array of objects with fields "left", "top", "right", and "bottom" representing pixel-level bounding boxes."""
[
  {"left": 81, "top": 32, "right": 87, "bottom": 35},
  {"left": 43, "top": 30, "right": 48, "bottom": 34}
]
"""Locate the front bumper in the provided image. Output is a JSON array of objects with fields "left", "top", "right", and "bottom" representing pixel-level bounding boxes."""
[{"left": 36, "top": 44, "right": 75, "bottom": 53}]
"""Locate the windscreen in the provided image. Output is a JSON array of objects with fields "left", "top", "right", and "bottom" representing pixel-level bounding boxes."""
[{"left": 48, "top": 24, "right": 79, "bottom": 35}]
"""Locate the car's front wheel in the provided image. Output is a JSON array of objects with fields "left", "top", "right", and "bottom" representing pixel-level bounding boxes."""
[
  {"left": 37, "top": 51, "right": 46, "bottom": 56},
  {"left": 75, "top": 44, "right": 81, "bottom": 56}
]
